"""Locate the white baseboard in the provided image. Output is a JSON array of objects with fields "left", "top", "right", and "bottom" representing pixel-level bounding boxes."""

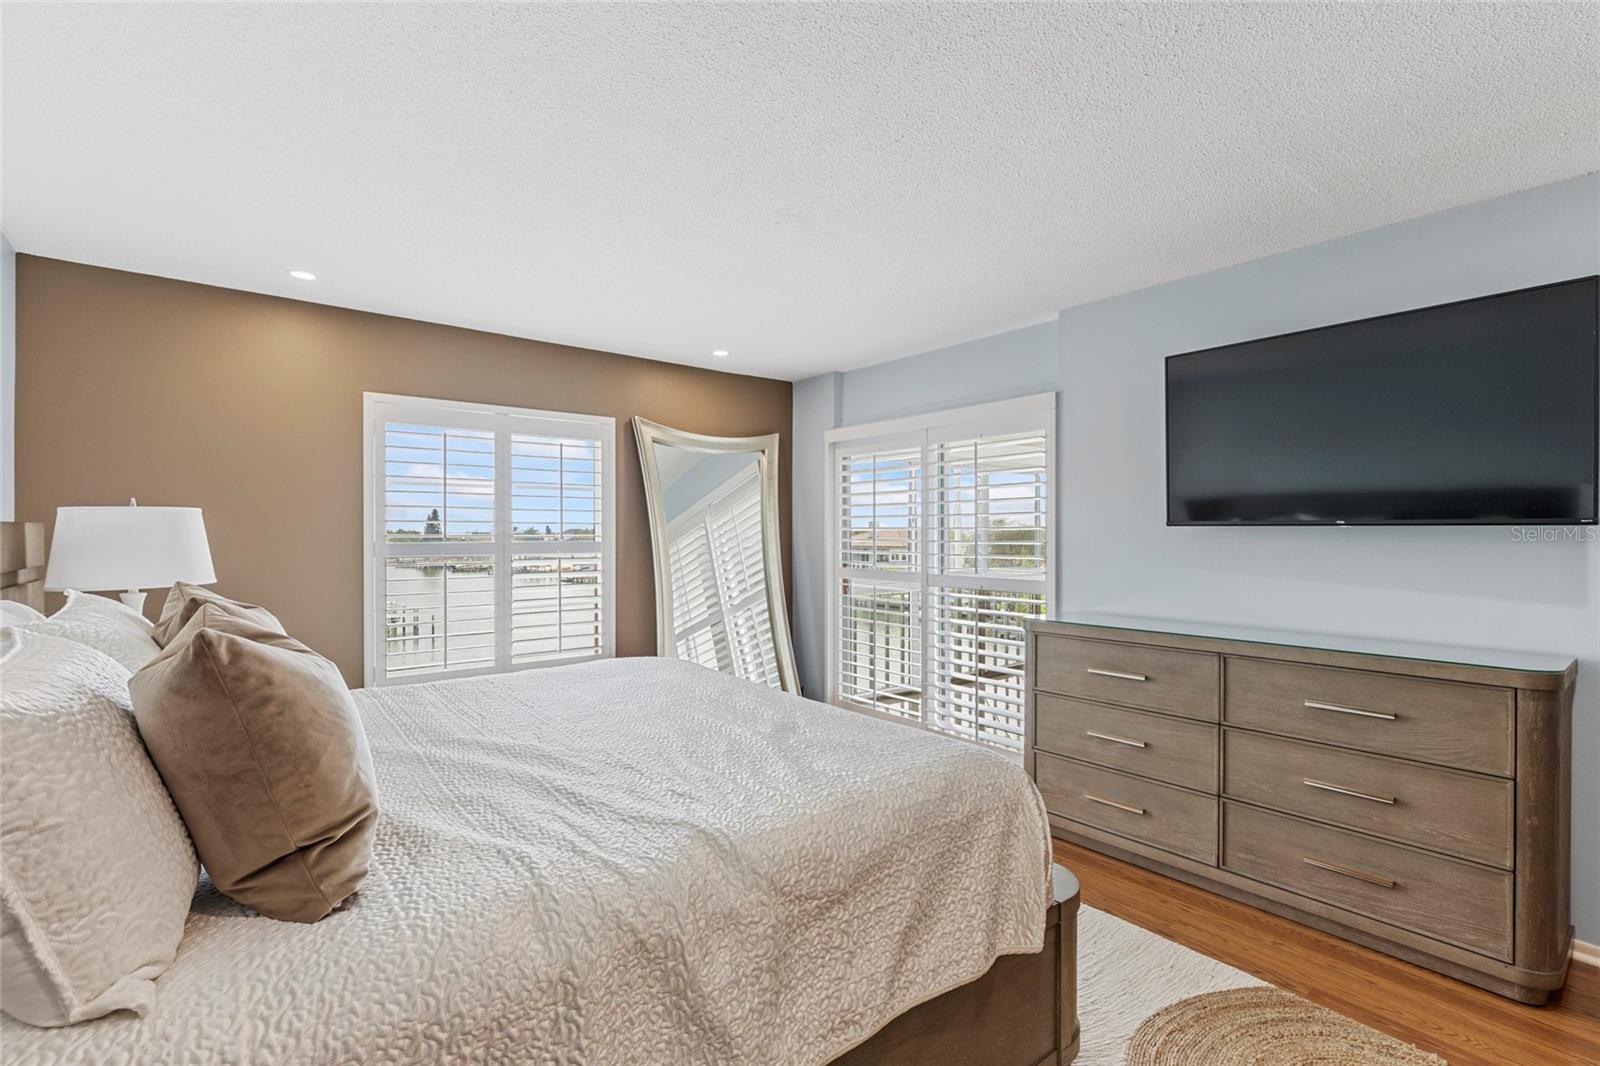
[{"left": 1573, "top": 938, "right": 1600, "bottom": 969}]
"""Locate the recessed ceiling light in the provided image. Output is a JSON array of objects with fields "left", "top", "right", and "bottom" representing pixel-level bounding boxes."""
[
  {"left": 287, "top": 269, "right": 317, "bottom": 281},
  {"left": 711, "top": 349, "right": 730, "bottom": 358}
]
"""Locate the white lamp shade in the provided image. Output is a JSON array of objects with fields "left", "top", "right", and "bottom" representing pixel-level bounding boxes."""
[{"left": 45, "top": 505, "right": 217, "bottom": 592}]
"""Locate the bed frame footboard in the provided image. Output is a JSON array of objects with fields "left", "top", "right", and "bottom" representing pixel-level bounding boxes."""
[{"left": 832, "top": 864, "right": 1081, "bottom": 1066}]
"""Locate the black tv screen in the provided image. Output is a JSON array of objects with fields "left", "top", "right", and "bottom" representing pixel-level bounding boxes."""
[{"left": 1166, "top": 277, "right": 1599, "bottom": 526}]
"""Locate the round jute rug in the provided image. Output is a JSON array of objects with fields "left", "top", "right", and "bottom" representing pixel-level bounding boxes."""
[{"left": 1124, "top": 986, "right": 1446, "bottom": 1065}]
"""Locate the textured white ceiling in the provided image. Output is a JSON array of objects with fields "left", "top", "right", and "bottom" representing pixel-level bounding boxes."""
[{"left": 3, "top": 3, "right": 1597, "bottom": 381}]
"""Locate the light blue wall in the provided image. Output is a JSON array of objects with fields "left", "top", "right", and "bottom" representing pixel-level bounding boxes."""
[
  {"left": 1057, "top": 172, "right": 1599, "bottom": 942},
  {"left": 792, "top": 372, "right": 842, "bottom": 699},
  {"left": 662, "top": 450, "right": 758, "bottom": 521},
  {"left": 791, "top": 173, "right": 1600, "bottom": 939},
  {"left": 837, "top": 319, "right": 1059, "bottom": 425}
]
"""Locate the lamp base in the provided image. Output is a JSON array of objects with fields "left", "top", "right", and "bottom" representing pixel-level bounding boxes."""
[{"left": 119, "top": 590, "right": 147, "bottom": 614}]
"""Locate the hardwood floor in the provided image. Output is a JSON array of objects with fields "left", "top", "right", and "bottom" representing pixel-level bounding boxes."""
[{"left": 1054, "top": 839, "right": 1600, "bottom": 1065}]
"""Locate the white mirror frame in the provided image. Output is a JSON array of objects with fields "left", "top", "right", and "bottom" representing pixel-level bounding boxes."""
[{"left": 632, "top": 416, "right": 800, "bottom": 694}]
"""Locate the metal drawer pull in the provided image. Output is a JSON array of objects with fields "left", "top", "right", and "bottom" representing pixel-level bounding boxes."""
[
  {"left": 1304, "top": 778, "right": 1395, "bottom": 805},
  {"left": 1086, "top": 730, "right": 1147, "bottom": 748},
  {"left": 1302, "top": 856, "right": 1396, "bottom": 888},
  {"left": 1084, "top": 793, "right": 1146, "bottom": 816},
  {"left": 1087, "top": 667, "right": 1148, "bottom": 682},
  {"left": 1303, "top": 699, "right": 1397, "bottom": 721}
]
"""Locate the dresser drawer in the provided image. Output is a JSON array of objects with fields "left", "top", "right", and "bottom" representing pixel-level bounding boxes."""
[
  {"left": 1223, "top": 731, "right": 1512, "bottom": 868},
  {"left": 1223, "top": 802, "right": 1511, "bottom": 960},
  {"left": 1036, "top": 694, "right": 1218, "bottom": 792},
  {"left": 1035, "top": 634, "right": 1218, "bottom": 721},
  {"left": 1223, "top": 657, "right": 1513, "bottom": 776},
  {"left": 1037, "top": 753, "right": 1217, "bottom": 864}
]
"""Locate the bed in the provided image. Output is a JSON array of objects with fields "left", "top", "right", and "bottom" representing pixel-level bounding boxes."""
[{"left": 0, "top": 522, "right": 1079, "bottom": 1065}]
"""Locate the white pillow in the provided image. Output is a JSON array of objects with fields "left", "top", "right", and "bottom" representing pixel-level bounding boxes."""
[
  {"left": 0, "top": 601, "right": 46, "bottom": 625},
  {"left": 0, "top": 627, "right": 198, "bottom": 1027},
  {"left": 12, "top": 590, "right": 161, "bottom": 673}
]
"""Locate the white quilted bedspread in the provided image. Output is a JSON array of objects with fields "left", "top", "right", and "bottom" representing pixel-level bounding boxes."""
[{"left": 3, "top": 657, "right": 1051, "bottom": 1065}]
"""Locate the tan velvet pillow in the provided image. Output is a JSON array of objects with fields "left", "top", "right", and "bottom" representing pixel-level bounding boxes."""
[
  {"left": 150, "top": 582, "right": 284, "bottom": 648},
  {"left": 129, "top": 608, "right": 377, "bottom": 922}
]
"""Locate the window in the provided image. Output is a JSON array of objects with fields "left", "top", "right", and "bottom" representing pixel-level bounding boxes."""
[
  {"left": 828, "top": 394, "right": 1053, "bottom": 752},
  {"left": 363, "top": 393, "right": 615, "bottom": 686},
  {"left": 666, "top": 465, "right": 781, "bottom": 687}
]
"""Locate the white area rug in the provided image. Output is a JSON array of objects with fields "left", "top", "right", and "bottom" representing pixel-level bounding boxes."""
[{"left": 1076, "top": 905, "right": 1263, "bottom": 1065}]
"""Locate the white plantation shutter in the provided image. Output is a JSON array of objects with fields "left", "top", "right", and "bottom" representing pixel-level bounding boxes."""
[
  {"left": 710, "top": 476, "right": 782, "bottom": 687},
  {"left": 829, "top": 397, "right": 1053, "bottom": 753},
  {"left": 926, "top": 431, "right": 1049, "bottom": 747},
  {"left": 929, "top": 433, "right": 1049, "bottom": 578},
  {"left": 728, "top": 600, "right": 780, "bottom": 687},
  {"left": 837, "top": 580, "right": 921, "bottom": 719},
  {"left": 665, "top": 468, "right": 780, "bottom": 687},
  {"left": 668, "top": 520, "right": 731, "bottom": 672},
  {"left": 378, "top": 422, "right": 498, "bottom": 678},
  {"left": 838, "top": 444, "right": 921, "bottom": 572},
  {"left": 708, "top": 479, "right": 766, "bottom": 605},
  {"left": 510, "top": 554, "right": 604, "bottom": 664},
  {"left": 926, "top": 586, "right": 1043, "bottom": 747},
  {"left": 365, "top": 395, "right": 614, "bottom": 686},
  {"left": 835, "top": 440, "right": 924, "bottom": 719},
  {"left": 677, "top": 623, "right": 730, "bottom": 672},
  {"left": 508, "top": 433, "right": 606, "bottom": 664}
]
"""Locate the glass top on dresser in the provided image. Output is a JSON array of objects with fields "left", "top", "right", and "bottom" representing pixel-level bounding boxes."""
[{"left": 1039, "top": 611, "right": 1575, "bottom": 675}]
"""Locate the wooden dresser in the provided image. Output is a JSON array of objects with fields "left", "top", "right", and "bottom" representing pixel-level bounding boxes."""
[{"left": 1025, "top": 613, "right": 1576, "bottom": 1003}]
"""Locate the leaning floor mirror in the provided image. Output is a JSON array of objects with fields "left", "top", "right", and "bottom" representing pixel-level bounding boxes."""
[{"left": 633, "top": 417, "right": 799, "bottom": 693}]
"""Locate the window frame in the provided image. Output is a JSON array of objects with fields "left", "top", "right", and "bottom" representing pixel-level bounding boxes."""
[
  {"left": 823, "top": 392, "right": 1056, "bottom": 749},
  {"left": 362, "top": 392, "right": 617, "bottom": 687}
]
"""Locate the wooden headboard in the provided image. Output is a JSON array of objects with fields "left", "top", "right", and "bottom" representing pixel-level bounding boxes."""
[{"left": 1, "top": 521, "right": 47, "bottom": 611}]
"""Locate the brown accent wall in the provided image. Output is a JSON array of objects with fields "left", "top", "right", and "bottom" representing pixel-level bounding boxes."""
[{"left": 14, "top": 256, "right": 792, "bottom": 684}]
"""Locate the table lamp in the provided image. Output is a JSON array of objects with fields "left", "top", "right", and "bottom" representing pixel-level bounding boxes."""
[{"left": 45, "top": 499, "right": 216, "bottom": 613}]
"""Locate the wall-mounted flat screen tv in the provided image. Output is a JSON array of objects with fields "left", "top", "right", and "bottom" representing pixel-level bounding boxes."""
[{"left": 1166, "top": 276, "right": 1598, "bottom": 526}]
